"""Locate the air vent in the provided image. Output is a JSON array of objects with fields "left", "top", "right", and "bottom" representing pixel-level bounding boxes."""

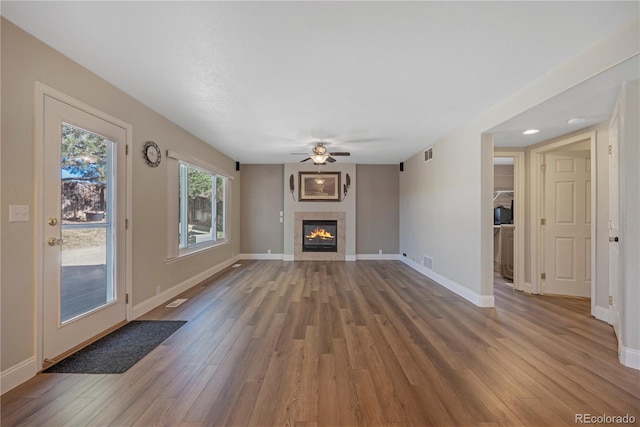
[
  {"left": 423, "top": 255, "right": 433, "bottom": 270},
  {"left": 424, "top": 146, "right": 433, "bottom": 162},
  {"left": 166, "top": 298, "right": 188, "bottom": 308}
]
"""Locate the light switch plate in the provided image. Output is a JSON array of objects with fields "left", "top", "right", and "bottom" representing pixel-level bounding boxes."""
[{"left": 9, "top": 205, "right": 30, "bottom": 222}]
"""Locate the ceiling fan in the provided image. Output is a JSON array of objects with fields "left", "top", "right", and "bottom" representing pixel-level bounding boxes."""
[{"left": 292, "top": 142, "right": 351, "bottom": 164}]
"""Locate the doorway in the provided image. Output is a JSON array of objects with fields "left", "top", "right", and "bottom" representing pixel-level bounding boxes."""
[
  {"left": 493, "top": 152, "right": 525, "bottom": 292},
  {"left": 530, "top": 131, "right": 596, "bottom": 306},
  {"left": 36, "top": 84, "right": 132, "bottom": 368}
]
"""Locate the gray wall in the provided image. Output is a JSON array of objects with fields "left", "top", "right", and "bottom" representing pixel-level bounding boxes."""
[
  {"left": 240, "top": 163, "right": 399, "bottom": 256},
  {"left": 1, "top": 19, "right": 240, "bottom": 371},
  {"left": 356, "top": 165, "right": 399, "bottom": 254},
  {"left": 240, "top": 164, "right": 284, "bottom": 254}
]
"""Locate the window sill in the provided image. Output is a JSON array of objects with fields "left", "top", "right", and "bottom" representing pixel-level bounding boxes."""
[{"left": 165, "top": 239, "right": 230, "bottom": 264}]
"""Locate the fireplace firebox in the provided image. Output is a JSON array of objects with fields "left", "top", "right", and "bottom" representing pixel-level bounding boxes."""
[{"left": 302, "top": 220, "right": 338, "bottom": 252}]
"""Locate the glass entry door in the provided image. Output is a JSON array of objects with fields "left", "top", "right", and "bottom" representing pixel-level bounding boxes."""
[{"left": 43, "top": 95, "right": 127, "bottom": 363}]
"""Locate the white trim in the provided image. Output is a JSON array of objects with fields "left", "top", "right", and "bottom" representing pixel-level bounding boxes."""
[
  {"left": 34, "top": 82, "right": 133, "bottom": 371},
  {"left": 167, "top": 150, "right": 234, "bottom": 180},
  {"left": 493, "top": 151, "right": 526, "bottom": 292},
  {"left": 283, "top": 255, "right": 294, "bottom": 261},
  {"left": 594, "top": 305, "right": 609, "bottom": 323},
  {"left": 0, "top": 357, "right": 37, "bottom": 395},
  {"left": 241, "top": 253, "right": 399, "bottom": 261},
  {"left": 522, "top": 282, "right": 534, "bottom": 293},
  {"left": 399, "top": 256, "right": 495, "bottom": 308},
  {"left": 356, "top": 253, "right": 401, "bottom": 260},
  {"left": 619, "top": 340, "right": 640, "bottom": 370},
  {"left": 132, "top": 255, "right": 240, "bottom": 319},
  {"left": 239, "top": 253, "right": 284, "bottom": 260}
]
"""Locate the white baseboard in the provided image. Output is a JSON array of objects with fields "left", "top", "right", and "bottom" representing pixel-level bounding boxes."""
[
  {"left": 593, "top": 305, "right": 609, "bottom": 322},
  {"left": 280, "top": 254, "right": 356, "bottom": 261},
  {"left": 356, "top": 253, "right": 400, "bottom": 260},
  {"left": 1, "top": 357, "right": 37, "bottom": 395},
  {"left": 131, "top": 255, "right": 241, "bottom": 319},
  {"left": 239, "top": 253, "right": 284, "bottom": 260},
  {"left": 399, "top": 256, "right": 494, "bottom": 308},
  {"left": 619, "top": 340, "right": 640, "bottom": 370}
]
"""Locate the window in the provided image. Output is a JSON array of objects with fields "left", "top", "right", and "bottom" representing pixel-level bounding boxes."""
[
  {"left": 166, "top": 150, "right": 232, "bottom": 260},
  {"left": 178, "top": 163, "right": 226, "bottom": 249}
]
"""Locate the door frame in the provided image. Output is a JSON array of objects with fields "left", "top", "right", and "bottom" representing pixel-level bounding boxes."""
[
  {"left": 529, "top": 131, "right": 597, "bottom": 312},
  {"left": 34, "top": 82, "right": 133, "bottom": 370},
  {"left": 493, "top": 151, "right": 526, "bottom": 292}
]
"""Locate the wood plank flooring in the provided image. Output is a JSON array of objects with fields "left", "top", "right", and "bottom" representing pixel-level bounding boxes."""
[{"left": 2, "top": 260, "right": 639, "bottom": 426}]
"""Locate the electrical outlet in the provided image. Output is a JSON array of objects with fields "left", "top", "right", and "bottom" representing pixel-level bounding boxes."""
[
  {"left": 268, "top": 249, "right": 271, "bottom": 255},
  {"left": 156, "top": 285, "right": 161, "bottom": 295},
  {"left": 378, "top": 249, "right": 382, "bottom": 255}
]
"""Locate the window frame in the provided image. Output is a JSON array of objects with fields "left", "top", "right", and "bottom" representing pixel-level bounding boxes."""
[{"left": 166, "top": 150, "right": 232, "bottom": 260}]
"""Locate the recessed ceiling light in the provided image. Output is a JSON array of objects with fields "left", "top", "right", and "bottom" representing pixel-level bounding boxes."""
[
  {"left": 523, "top": 129, "right": 540, "bottom": 135},
  {"left": 567, "top": 117, "right": 586, "bottom": 125}
]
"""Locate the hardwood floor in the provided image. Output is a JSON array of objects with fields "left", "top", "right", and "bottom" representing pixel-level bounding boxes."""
[{"left": 2, "top": 260, "right": 639, "bottom": 426}]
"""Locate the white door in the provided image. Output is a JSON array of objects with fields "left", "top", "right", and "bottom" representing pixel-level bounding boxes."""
[
  {"left": 543, "top": 152, "right": 591, "bottom": 297},
  {"left": 43, "top": 95, "right": 127, "bottom": 362},
  {"left": 608, "top": 111, "right": 620, "bottom": 333}
]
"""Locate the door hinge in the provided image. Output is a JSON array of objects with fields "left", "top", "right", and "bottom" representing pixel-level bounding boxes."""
[
  {"left": 541, "top": 272, "right": 546, "bottom": 280},
  {"left": 608, "top": 145, "right": 612, "bottom": 155},
  {"left": 126, "top": 293, "right": 129, "bottom": 304},
  {"left": 125, "top": 218, "right": 129, "bottom": 230},
  {"left": 541, "top": 218, "right": 546, "bottom": 226},
  {"left": 126, "top": 144, "right": 129, "bottom": 155},
  {"left": 609, "top": 296, "right": 613, "bottom": 305},
  {"left": 540, "top": 163, "right": 546, "bottom": 172}
]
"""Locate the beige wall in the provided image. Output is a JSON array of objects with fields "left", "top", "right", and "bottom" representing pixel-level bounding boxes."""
[
  {"left": 356, "top": 165, "right": 399, "bottom": 254},
  {"left": 1, "top": 19, "right": 240, "bottom": 371},
  {"left": 399, "top": 21, "right": 638, "bottom": 306},
  {"left": 240, "top": 164, "right": 284, "bottom": 254}
]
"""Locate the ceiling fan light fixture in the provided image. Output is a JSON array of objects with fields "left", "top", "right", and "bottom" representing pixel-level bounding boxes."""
[{"left": 311, "top": 153, "right": 329, "bottom": 164}]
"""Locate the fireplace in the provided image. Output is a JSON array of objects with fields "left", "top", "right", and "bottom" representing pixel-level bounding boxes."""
[{"left": 302, "top": 220, "right": 338, "bottom": 252}]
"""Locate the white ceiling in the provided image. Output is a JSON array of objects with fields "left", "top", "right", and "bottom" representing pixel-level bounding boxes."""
[{"left": 2, "top": 1, "right": 638, "bottom": 163}]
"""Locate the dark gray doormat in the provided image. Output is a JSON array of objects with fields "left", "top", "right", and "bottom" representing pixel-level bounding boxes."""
[{"left": 43, "top": 320, "right": 187, "bottom": 374}]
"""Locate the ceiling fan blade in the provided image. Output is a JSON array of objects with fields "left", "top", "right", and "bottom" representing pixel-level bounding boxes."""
[
  {"left": 329, "top": 152, "right": 351, "bottom": 156},
  {"left": 300, "top": 157, "right": 311, "bottom": 162},
  {"left": 326, "top": 156, "right": 337, "bottom": 163}
]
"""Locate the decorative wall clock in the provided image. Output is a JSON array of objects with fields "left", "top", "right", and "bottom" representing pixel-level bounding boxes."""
[{"left": 143, "top": 141, "right": 161, "bottom": 167}]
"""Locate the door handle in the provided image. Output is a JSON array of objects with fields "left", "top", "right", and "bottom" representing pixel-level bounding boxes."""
[
  {"left": 48, "top": 237, "right": 63, "bottom": 246},
  {"left": 609, "top": 236, "right": 619, "bottom": 242}
]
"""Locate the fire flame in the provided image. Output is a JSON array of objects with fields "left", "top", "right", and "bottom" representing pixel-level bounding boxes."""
[{"left": 306, "top": 227, "right": 335, "bottom": 240}]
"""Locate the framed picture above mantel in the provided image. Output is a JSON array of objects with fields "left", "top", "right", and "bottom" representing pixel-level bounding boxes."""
[{"left": 299, "top": 172, "right": 341, "bottom": 201}]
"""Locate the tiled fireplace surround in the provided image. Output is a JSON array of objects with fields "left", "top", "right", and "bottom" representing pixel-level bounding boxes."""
[{"left": 294, "top": 211, "right": 346, "bottom": 261}]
